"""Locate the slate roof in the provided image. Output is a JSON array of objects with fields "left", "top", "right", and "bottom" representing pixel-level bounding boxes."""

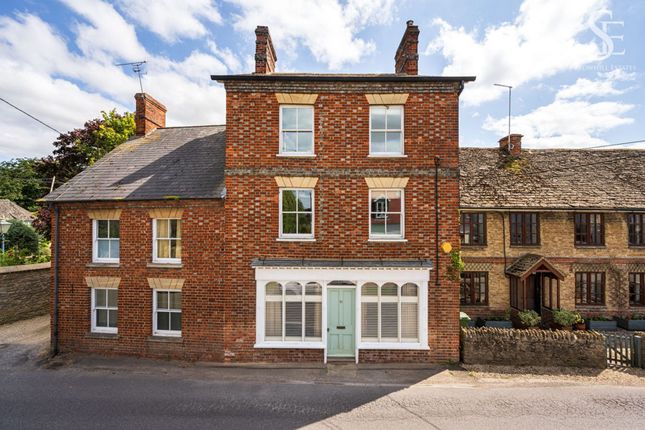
[
  {"left": 211, "top": 73, "right": 476, "bottom": 83},
  {"left": 460, "top": 148, "right": 645, "bottom": 210},
  {"left": 44, "top": 126, "right": 226, "bottom": 202},
  {"left": 251, "top": 258, "right": 433, "bottom": 269},
  {"left": 0, "top": 199, "right": 33, "bottom": 221}
]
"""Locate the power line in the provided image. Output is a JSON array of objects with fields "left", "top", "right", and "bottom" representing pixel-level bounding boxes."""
[
  {"left": 0, "top": 97, "right": 62, "bottom": 135},
  {"left": 585, "top": 138, "right": 645, "bottom": 149}
]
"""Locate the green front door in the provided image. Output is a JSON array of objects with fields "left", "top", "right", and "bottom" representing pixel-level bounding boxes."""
[{"left": 327, "top": 288, "right": 355, "bottom": 358}]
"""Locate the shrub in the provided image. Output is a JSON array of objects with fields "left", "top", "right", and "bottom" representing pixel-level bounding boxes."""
[
  {"left": 518, "top": 310, "right": 541, "bottom": 327},
  {"left": 553, "top": 309, "right": 578, "bottom": 326},
  {"left": 5, "top": 221, "right": 39, "bottom": 254}
]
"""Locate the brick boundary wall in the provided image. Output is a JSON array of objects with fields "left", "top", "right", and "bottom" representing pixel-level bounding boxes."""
[
  {"left": 0, "top": 263, "right": 50, "bottom": 325},
  {"left": 461, "top": 327, "right": 606, "bottom": 368}
]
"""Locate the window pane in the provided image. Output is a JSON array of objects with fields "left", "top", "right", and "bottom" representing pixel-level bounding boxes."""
[
  {"left": 386, "top": 215, "right": 402, "bottom": 236},
  {"left": 298, "top": 107, "right": 313, "bottom": 130},
  {"left": 169, "top": 220, "right": 179, "bottom": 238},
  {"left": 285, "top": 302, "right": 302, "bottom": 338},
  {"left": 371, "top": 191, "right": 387, "bottom": 210},
  {"left": 282, "top": 213, "right": 297, "bottom": 234},
  {"left": 157, "top": 239, "right": 169, "bottom": 258},
  {"left": 265, "top": 301, "right": 282, "bottom": 337},
  {"left": 95, "top": 289, "right": 106, "bottom": 307},
  {"left": 371, "top": 132, "right": 386, "bottom": 153},
  {"left": 110, "top": 220, "right": 120, "bottom": 238},
  {"left": 96, "top": 309, "right": 108, "bottom": 327},
  {"left": 110, "top": 240, "right": 119, "bottom": 259},
  {"left": 297, "top": 190, "right": 312, "bottom": 211},
  {"left": 283, "top": 131, "right": 297, "bottom": 152},
  {"left": 385, "top": 132, "right": 401, "bottom": 153},
  {"left": 297, "top": 132, "right": 313, "bottom": 153},
  {"left": 282, "top": 107, "right": 297, "bottom": 129},
  {"left": 169, "top": 292, "right": 181, "bottom": 310},
  {"left": 285, "top": 282, "right": 302, "bottom": 296},
  {"left": 386, "top": 108, "right": 401, "bottom": 129},
  {"left": 401, "top": 303, "right": 417, "bottom": 339},
  {"left": 170, "top": 313, "right": 182, "bottom": 331},
  {"left": 156, "top": 291, "right": 169, "bottom": 309},
  {"left": 266, "top": 282, "right": 282, "bottom": 296},
  {"left": 361, "top": 302, "right": 378, "bottom": 339},
  {"left": 381, "top": 303, "right": 398, "bottom": 338},
  {"left": 371, "top": 107, "right": 386, "bottom": 129},
  {"left": 387, "top": 190, "right": 402, "bottom": 208},
  {"left": 370, "top": 213, "right": 386, "bottom": 234},
  {"left": 170, "top": 239, "right": 180, "bottom": 258},
  {"left": 107, "top": 289, "right": 117, "bottom": 307},
  {"left": 297, "top": 214, "right": 312, "bottom": 234},
  {"left": 305, "top": 282, "right": 322, "bottom": 296},
  {"left": 108, "top": 310, "right": 118, "bottom": 328},
  {"left": 156, "top": 219, "right": 169, "bottom": 238},
  {"left": 97, "top": 220, "right": 109, "bottom": 238},
  {"left": 305, "top": 302, "right": 322, "bottom": 338},
  {"left": 381, "top": 283, "right": 398, "bottom": 296},
  {"left": 362, "top": 283, "right": 378, "bottom": 296},
  {"left": 97, "top": 240, "right": 110, "bottom": 258},
  {"left": 282, "top": 190, "right": 297, "bottom": 211},
  {"left": 401, "top": 283, "right": 418, "bottom": 297},
  {"left": 157, "top": 312, "right": 170, "bottom": 331}
]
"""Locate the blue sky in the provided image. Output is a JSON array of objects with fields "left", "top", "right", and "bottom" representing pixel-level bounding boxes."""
[{"left": 0, "top": 0, "right": 643, "bottom": 161}]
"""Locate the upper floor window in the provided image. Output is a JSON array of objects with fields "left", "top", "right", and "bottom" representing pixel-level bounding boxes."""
[
  {"left": 279, "top": 189, "right": 314, "bottom": 239},
  {"left": 460, "top": 213, "right": 486, "bottom": 246},
  {"left": 369, "top": 189, "right": 404, "bottom": 240},
  {"left": 628, "top": 213, "right": 645, "bottom": 246},
  {"left": 153, "top": 219, "right": 182, "bottom": 263},
  {"left": 629, "top": 273, "right": 645, "bottom": 306},
  {"left": 93, "top": 220, "right": 119, "bottom": 263},
  {"left": 369, "top": 106, "right": 403, "bottom": 156},
  {"left": 460, "top": 272, "right": 488, "bottom": 305},
  {"left": 510, "top": 212, "right": 539, "bottom": 246},
  {"left": 575, "top": 272, "right": 605, "bottom": 306},
  {"left": 280, "top": 106, "right": 313, "bottom": 155},
  {"left": 575, "top": 213, "right": 604, "bottom": 246}
]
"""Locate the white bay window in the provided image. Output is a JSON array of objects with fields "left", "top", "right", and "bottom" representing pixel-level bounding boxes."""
[
  {"left": 265, "top": 281, "right": 322, "bottom": 342},
  {"left": 361, "top": 282, "right": 418, "bottom": 343}
]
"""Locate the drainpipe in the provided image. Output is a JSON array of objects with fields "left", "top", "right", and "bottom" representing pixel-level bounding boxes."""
[
  {"left": 51, "top": 204, "right": 60, "bottom": 356},
  {"left": 435, "top": 156, "right": 441, "bottom": 287},
  {"left": 499, "top": 211, "right": 507, "bottom": 270}
]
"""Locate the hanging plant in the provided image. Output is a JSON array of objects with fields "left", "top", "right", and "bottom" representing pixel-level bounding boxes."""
[{"left": 446, "top": 250, "right": 464, "bottom": 281}]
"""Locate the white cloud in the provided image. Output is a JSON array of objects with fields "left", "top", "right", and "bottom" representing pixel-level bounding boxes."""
[
  {"left": 427, "top": 0, "right": 608, "bottom": 106},
  {"left": 228, "top": 0, "right": 396, "bottom": 69},
  {"left": 0, "top": 1, "right": 230, "bottom": 160},
  {"left": 115, "top": 0, "right": 222, "bottom": 43},
  {"left": 483, "top": 71, "right": 636, "bottom": 148}
]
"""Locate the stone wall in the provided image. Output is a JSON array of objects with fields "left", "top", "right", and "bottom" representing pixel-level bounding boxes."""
[
  {"left": 461, "top": 327, "right": 606, "bottom": 368},
  {"left": 0, "top": 263, "right": 50, "bottom": 325}
]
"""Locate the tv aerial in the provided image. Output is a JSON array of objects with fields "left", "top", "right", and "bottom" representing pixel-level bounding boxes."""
[{"left": 116, "top": 60, "right": 147, "bottom": 93}]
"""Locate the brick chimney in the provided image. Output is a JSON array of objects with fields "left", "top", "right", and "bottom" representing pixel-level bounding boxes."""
[
  {"left": 254, "top": 26, "right": 277, "bottom": 74},
  {"left": 395, "top": 20, "right": 419, "bottom": 75},
  {"left": 499, "top": 134, "right": 523, "bottom": 157},
  {"left": 134, "top": 93, "right": 166, "bottom": 136}
]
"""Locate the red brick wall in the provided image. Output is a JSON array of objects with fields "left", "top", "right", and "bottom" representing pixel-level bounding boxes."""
[
  {"left": 52, "top": 199, "right": 225, "bottom": 361},
  {"left": 222, "top": 80, "right": 463, "bottom": 363}
]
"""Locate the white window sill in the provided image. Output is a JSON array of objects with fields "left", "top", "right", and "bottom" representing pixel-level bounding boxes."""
[
  {"left": 276, "top": 237, "right": 316, "bottom": 242},
  {"left": 151, "top": 332, "right": 182, "bottom": 338},
  {"left": 148, "top": 262, "right": 183, "bottom": 268},
  {"left": 358, "top": 342, "right": 429, "bottom": 350},
  {"left": 368, "top": 154, "right": 407, "bottom": 158},
  {"left": 90, "top": 329, "right": 118, "bottom": 335},
  {"left": 277, "top": 153, "right": 316, "bottom": 158},
  {"left": 87, "top": 262, "right": 120, "bottom": 268},
  {"left": 368, "top": 238, "right": 407, "bottom": 242},
  {"left": 254, "top": 341, "right": 325, "bottom": 349}
]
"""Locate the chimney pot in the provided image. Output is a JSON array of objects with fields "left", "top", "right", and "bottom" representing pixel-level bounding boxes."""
[
  {"left": 254, "top": 25, "right": 277, "bottom": 74},
  {"left": 134, "top": 93, "right": 166, "bottom": 136},
  {"left": 499, "top": 134, "right": 523, "bottom": 157},
  {"left": 395, "top": 20, "right": 419, "bottom": 75}
]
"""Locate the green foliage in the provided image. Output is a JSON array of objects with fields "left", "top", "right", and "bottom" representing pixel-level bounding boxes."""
[
  {"left": 0, "top": 158, "right": 45, "bottom": 211},
  {"left": 5, "top": 221, "right": 39, "bottom": 254},
  {"left": 447, "top": 250, "right": 465, "bottom": 281},
  {"left": 553, "top": 309, "right": 578, "bottom": 326},
  {"left": 0, "top": 240, "right": 50, "bottom": 266},
  {"left": 460, "top": 311, "right": 471, "bottom": 328},
  {"left": 518, "top": 309, "right": 541, "bottom": 327}
]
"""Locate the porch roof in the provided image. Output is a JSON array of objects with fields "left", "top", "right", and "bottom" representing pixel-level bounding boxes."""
[
  {"left": 251, "top": 258, "right": 432, "bottom": 269},
  {"left": 505, "top": 254, "right": 565, "bottom": 280}
]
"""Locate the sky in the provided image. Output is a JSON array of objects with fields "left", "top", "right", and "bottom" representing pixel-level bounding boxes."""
[{"left": 0, "top": 0, "right": 643, "bottom": 162}]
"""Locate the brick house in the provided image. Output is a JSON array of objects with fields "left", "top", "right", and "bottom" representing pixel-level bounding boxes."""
[
  {"left": 45, "top": 22, "right": 475, "bottom": 363},
  {"left": 459, "top": 135, "right": 645, "bottom": 321}
]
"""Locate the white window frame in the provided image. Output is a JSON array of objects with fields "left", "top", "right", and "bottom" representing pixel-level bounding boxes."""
[
  {"left": 152, "top": 289, "right": 182, "bottom": 337},
  {"left": 152, "top": 218, "right": 182, "bottom": 264},
  {"left": 264, "top": 282, "right": 323, "bottom": 344},
  {"left": 360, "top": 283, "right": 419, "bottom": 344},
  {"left": 369, "top": 105, "right": 404, "bottom": 156},
  {"left": 279, "top": 188, "right": 315, "bottom": 240},
  {"left": 279, "top": 105, "right": 315, "bottom": 156},
  {"left": 369, "top": 189, "right": 405, "bottom": 240},
  {"left": 91, "top": 287, "right": 118, "bottom": 334},
  {"left": 92, "top": 219, "right": 120, "bottom": 263}
]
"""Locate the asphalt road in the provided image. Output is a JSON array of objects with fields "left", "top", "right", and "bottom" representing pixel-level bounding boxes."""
[{"left": 2, "top": 317, "right": 645, "bottom": 429}]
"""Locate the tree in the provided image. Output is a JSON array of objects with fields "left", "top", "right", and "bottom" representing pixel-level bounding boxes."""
[
  {"left": 5, "top": 221, "right": 39, "bottom": 255},
  {"left": 0, "top": 158, "right": 46, "bottom": 211}
]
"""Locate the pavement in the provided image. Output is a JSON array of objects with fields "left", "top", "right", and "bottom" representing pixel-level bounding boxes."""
[{"left": 2, "top": 316, "right": 645, "bottom": 429}]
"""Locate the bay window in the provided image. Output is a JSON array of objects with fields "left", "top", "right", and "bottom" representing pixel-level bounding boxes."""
[
  {"left": 360, "top": 282, "right": 418, "bottom": 343},
  {"left": 264, "top": 281, "right": 322, "bottom": 342}
]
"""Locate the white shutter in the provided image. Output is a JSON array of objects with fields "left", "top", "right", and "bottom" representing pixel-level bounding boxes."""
[
  {"left": 401, "top": 283, "right": 418, "bottom": 341},
  {"left": 361, "top": 283, "right": 378, "bottom": 340},
  {"left": 381, "top": 302, "right": 398, "bottom": 340},
  {"left": 265, "top": 282, "right": 283, "bottom": 340},
  {"left": 305, "top": 282, "right": 322, "bottom": 340}
]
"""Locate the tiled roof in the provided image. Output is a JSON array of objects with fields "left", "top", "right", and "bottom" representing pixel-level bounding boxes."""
[
  {"left": 44, "top": 126, "right": 226, "bottom": 202},
  {"left": 460, "top": 148, "right": 645, "bottom": 210},
  {"left": 0, "top": 199, "right": 33, "bottom": 221},
  {"left": 505, "top": 254, "right": 566, "bottom": 280}
]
